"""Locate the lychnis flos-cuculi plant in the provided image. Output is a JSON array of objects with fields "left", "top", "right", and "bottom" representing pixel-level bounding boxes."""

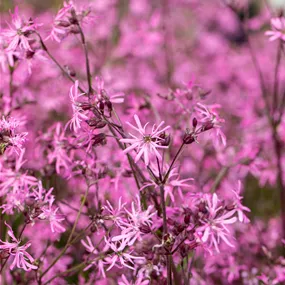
[{"left": 0, "top": 1, "right": 285, "bottom": 284}]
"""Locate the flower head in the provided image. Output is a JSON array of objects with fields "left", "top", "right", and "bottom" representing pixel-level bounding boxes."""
[
  {"left": 2, "top": 7, "right": 41, "bottom": 51},
  {"left": 38, "top": 197, "right": 65, "bottom": 233},
  {"left": 195, "top": 103, "right": 226, "bottom": 146},
  {"left": 104, "top": 237, "right": 144, "bottom": 271},
  {"left": 120, "top": 115, "right": 170, "bottom": 165},
  {"left": 0, "top": 223, "right": 37, "bottom": 271},
  {"left": 66, "top": 81, "right": 88, "bottom": 133},
  {"left": 197, "top": 193, "right": 237, "bottom": 253},
  {"left": 265, "top": 17, "right": 285, "bottom": 42}
]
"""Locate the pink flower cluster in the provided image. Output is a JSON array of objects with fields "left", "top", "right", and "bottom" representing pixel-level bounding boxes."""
[{"left": 0, "top": 1, "right": 285, "bottom": 284}]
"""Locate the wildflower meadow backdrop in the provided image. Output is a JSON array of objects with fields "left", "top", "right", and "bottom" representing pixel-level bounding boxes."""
[{"left": 0, "top": 0, "right": 285, "bottom": 284}]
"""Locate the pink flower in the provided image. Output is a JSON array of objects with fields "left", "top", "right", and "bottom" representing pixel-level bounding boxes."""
[
  {"left": 265, "top": 17, "right": 285, "bottom": 42},
  {"left": 197, "top": 193, "right": 237, "bottom": 253},
  {"left": 95, "top": 76, "right": 125, "bottom": 104},
  {"left": 0, "top": 36, "right": 18, "bottom": 72},
  {"left": 46, "top": 123, "right": 73, "bottom": 175},
  {"left": 120, "top": 115, "right": 170, "bottom": 166},
  {"left": 38, "top": 197, "right": 65, "bottom": 233},
  {"left": 81, "top": 236, "right": 106, "bottom": 277},
  {"left": 231, "top": 181, "right": 250, "bottom": 223},
  {"left": 141, "top": 167, "right": 194, "bottom": 202},
  {"left": 104, "top": 197, "right": 127, "bottom": 225},
  {"left": 104, "top": 237, "right": 144, "bottom": 271},
  {"left": 31, "top": 181, "right": 54, "bottom": 204},
  {"left": 195, "top": 103, "right": 226, "bottom": 146},
  {"left": 0, "top": 116, "right": 28, "bottom": 155},
  {"left": 45, "top": 1, "right": 73, "bottom": 42},
  {"left": 112, "top": 195, "right": 155, "bottom": 245},
  {"left": 0, "top": 223, "right": 37, "bottom": 271},
  {"left": 0, "top": 148, "right": 37, "bottom": 196},
  {"left": 66, "top": 81, "right": 88, "bottom": 133},
  {"left": 2, "top": 7, "right": 41, "bottom": 51},
  {"left": 118, "top": 274, "right": 150, "bottom": 285}
]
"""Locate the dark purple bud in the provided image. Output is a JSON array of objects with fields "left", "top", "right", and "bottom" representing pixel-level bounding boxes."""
[
  {"left": 69, "top": 9, "right": 78, "bottom": 25},
  {"left": 92, "top": 133, "right": 106, "bottom": 146},
  {"left": 198, "top": 202, "right": 207, "bottom": 214},
  {"left": 79, "top": 102, "right": 92, "bottom": 111},
  {"left": 183, "top": 132, "right": 195, "bottom": 144},
  {"left": 184, "top": 210, "right": 191, "bottom": 224},
  {"left": 99, "top": 101, "right": 105, "bottom": 112},
  {"left": 139, "top": 224, "right": 151, "bottom": 234},
  {"left": 87, "top": 118, "right": 107, "bottom": 129},
  {"left": 201, "top": 122, "right": 214, "bottom": 132},
  {"left": 226, "top": 204, "right": 235, "bottom": 211},
  {"left": 189, "top": 241, "right": 199, "bottom": 250},
  {"left": 90, "top": 224, "right": 97, "bottom": 233},
  {"left": 26, "top": 50, "right": 35, "bottom": 59},
  {"left": 58, "top": 20, "right": 71, "bottom": 27},
  {"left": 177, "top": 224, "right": 185, "bottom": 233},
  {"left": 0, "top": 249, "right": 10, "bottom": 259},
  {"left": 69, "top": 25, "right": 80, "bottom": 34},
  {"left": 192, "top": 117, "right": 198, "bottom": 128},
  {"left": 25, "top": 196, "right": 36, "bottom": 207},
  {"left": 106, "top": 100, "right": 113, "bottom": 112},
  {"left": 180, "top": 244, "right": 189, "bottom": 258}
]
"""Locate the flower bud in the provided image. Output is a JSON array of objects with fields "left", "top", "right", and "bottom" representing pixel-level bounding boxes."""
[
  {"left": 192, "top": 117, "right": 198, "bottom": 128},
  {"left": 183, "top": 132, "right": 195, "bottom": 144},
  {"left": 201, "top": 122, "right": 214, "bottom": 132},
  {"left": 92, "top": 133, "right": 106, "bottom": 146},
  {"left": 87, "top": 118, "right": 107, "bottom": 129},
  {"left": 69, "top": 25, "right": 80, "bottom": 34},
  {"left": 106, "top": 100, "right": 113, "bottom": 112},
  {"left": 79, "top": 102, "right": 92, "bottom": 111},
  {"left": 58, "top": 20, "right": 71, "bottom": 27},
  {"left": 25, "top": 196, "right": 36, "bottom": 207},
  {"left": 139, "top": 224, "right": 151, "bottom": 234}
]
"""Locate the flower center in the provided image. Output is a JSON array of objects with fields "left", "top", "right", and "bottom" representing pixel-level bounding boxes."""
[{"left": 143, "top": 135, "right": 152, "bottom": 143}]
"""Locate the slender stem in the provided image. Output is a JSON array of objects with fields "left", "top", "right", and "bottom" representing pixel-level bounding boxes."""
[
  {"left": 9, "top": 66, "right": 14, "bottom": 110},
  {"left": 159, "top": 184, "right": 172, "bottom": 285},
  {"left": 163, "top": 143, "right": 185, "bottom": 184},
  {"left": 43, "top": 262, "right": 86, "bottom": 285},
  {"left": 210, "top": 166, "right": 229, "bottom": 193},
  {"left": 272, "top": 127, "right": 285, "bottom": 241},
  {"left": 37, "top": 33, "right": 85, "bottom": 93},
  {"left": 159, "top": 185, "right": 168, "bottom": 234},
  {"left": 77, "top": 22, "right": 93, "bottom": 97},
  {"left": 273, "top": 40, "right": 282, "bottom": 113}
]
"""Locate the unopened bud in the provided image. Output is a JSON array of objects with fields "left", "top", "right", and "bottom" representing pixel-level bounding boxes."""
[
  {"left": 139, "top": 224, "right": 151, "bottom": 234},
  {"left": 183, "top": 132, "right": 195, "bottom": 144},
  {"left": 79, "top": 102, "right": 92, "bottom": 111},
  {"left": 69, "top": 25, "right": 80, "bottom": 34},
  {"left": 58, "top": 20, "right": 71, "bottom": 27},
  {"left": 106, "top": 100, "right": 113, "bottom": 112},
  {"left": 184, "top": 209, "right": 191, "bottom": 224},
  {"left": 87, "top": 118, "right": 107, "bottom": 129},
  {"left": 201, "top": 122, "right": 214, "bottom": 132},
  {"left": 25, "top": 196, "right": 36, "bottom": 207},
  {"left": 192, "top": 117, "right": 198, "bottom": 128},
  {"left": 92, "top": 133, "right": 106, "bottom": 146},
  {"left": 90, "top": 224, "right": 97, "bottom": 233}
]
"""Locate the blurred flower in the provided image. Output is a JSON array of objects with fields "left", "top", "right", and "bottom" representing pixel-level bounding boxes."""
[
  {"left": 265, "top": 17, "right": 285, "bottom": 42},
  {"left": 66, "top": 80, "right": 88, "bottom": 133},
  {"left": 2, "top": 7, "right": 41, "bottom": 51}
]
